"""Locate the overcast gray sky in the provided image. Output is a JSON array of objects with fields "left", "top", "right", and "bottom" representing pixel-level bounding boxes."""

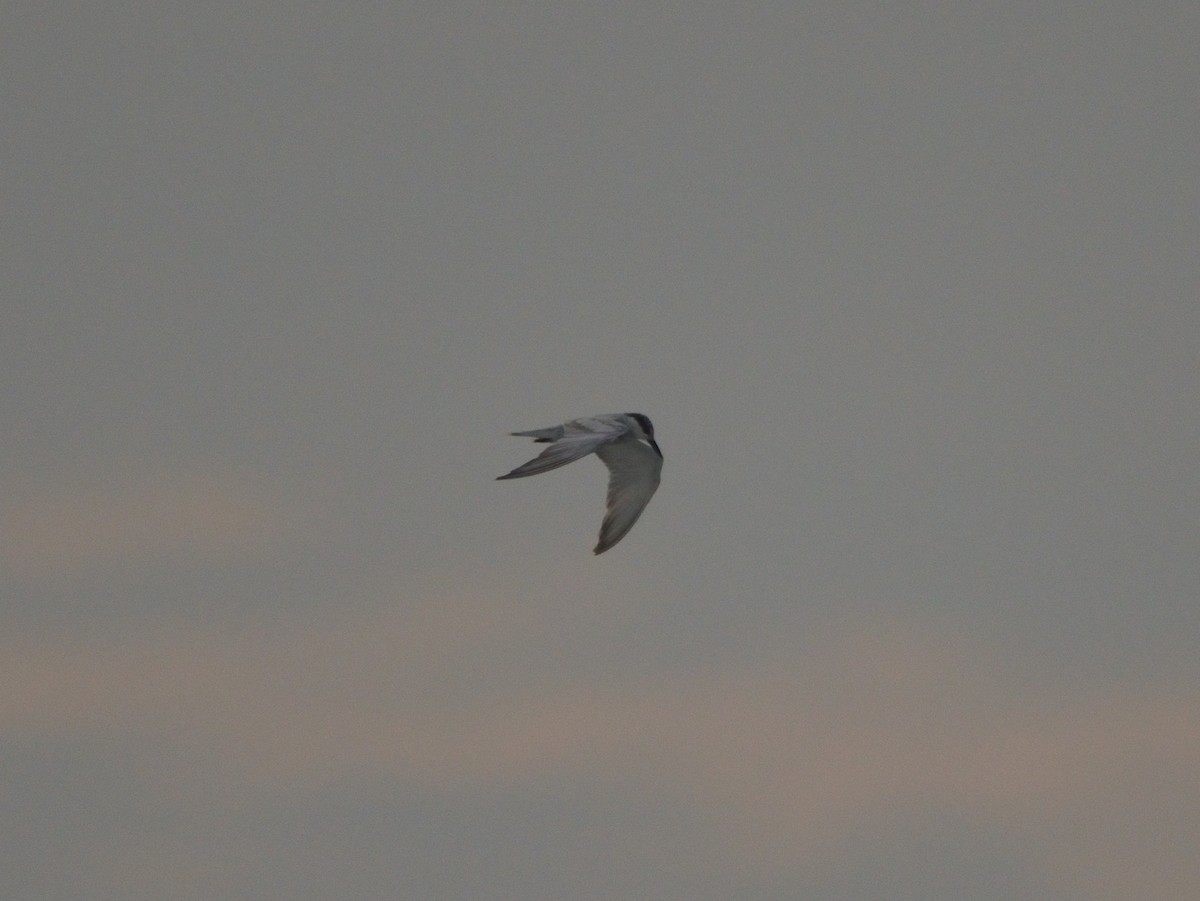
[{"left": 4, "top": 3, "right": 1198, "bottom": 899}]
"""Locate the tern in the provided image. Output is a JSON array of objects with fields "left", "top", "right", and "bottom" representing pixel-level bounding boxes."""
[{"left": 497, "top": 413, "right": 663, "bottom": 554}]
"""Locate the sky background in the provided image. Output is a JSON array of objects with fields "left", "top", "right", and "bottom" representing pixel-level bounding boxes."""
[{"left": 3, "top": 3, "right": 1198, "bottom": 899}]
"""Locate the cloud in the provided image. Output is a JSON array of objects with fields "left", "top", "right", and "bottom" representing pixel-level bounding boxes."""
[
  {"left": 0, "top": 468, "right": 293, "bottom": 579},
  {"left": 4, "top": 607, "right": 1198, "bottom": 898}
]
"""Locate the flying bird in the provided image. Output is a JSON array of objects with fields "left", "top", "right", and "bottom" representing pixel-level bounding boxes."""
[{"left": 497, "top": 413, "right": 663, "bottom": 554}]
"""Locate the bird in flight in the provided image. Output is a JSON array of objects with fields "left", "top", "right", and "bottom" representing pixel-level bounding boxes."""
[{"left": 497, "top": 413, "right": 663, "bottom": 554}]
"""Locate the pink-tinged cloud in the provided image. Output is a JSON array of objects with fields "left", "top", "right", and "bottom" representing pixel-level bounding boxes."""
[
  {"left": 4, "top": 608, "right": 1198, "bottom": 899},
  {"left": 0, "top": 469, "right": 290, "bottom": 577}
]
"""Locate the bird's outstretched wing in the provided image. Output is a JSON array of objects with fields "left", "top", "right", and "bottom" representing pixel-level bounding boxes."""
[
  {"left": 496, "top": 432, "right": 611, "bottom": 480},
  {"left": 593, "top": 440, "right": 662, "bottom": 554}
]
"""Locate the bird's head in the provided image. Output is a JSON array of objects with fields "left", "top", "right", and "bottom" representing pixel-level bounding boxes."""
[{"left": 626, "top": 412, "right": 662, "bottom": 458}]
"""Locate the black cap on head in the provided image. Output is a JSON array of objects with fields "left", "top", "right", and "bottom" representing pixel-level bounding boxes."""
[
  {"left": 626, "top": 413, "right": 662, "bottom": 458},
  {"left": 626, "top": 412, "right": 654, "bottom": 437}
]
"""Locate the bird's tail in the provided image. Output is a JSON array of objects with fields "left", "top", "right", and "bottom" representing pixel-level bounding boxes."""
[{"left": 510, "top": 426, "right": 563, "bottom": 443}]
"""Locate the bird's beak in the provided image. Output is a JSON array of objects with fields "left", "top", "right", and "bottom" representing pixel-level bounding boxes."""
[{"left": 649, "top": 438, "right": 663, "bottom": 458}]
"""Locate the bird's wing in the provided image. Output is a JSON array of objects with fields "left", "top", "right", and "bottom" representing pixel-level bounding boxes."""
[
  {"left": 496, "top": 432, "right": 610, "bottom": 480},
  {"left": 593, "top": 440, "right": 662, "bottom": 554},
  {"left": 563, "top": 414, "right": 631, "bottom": 437}
]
